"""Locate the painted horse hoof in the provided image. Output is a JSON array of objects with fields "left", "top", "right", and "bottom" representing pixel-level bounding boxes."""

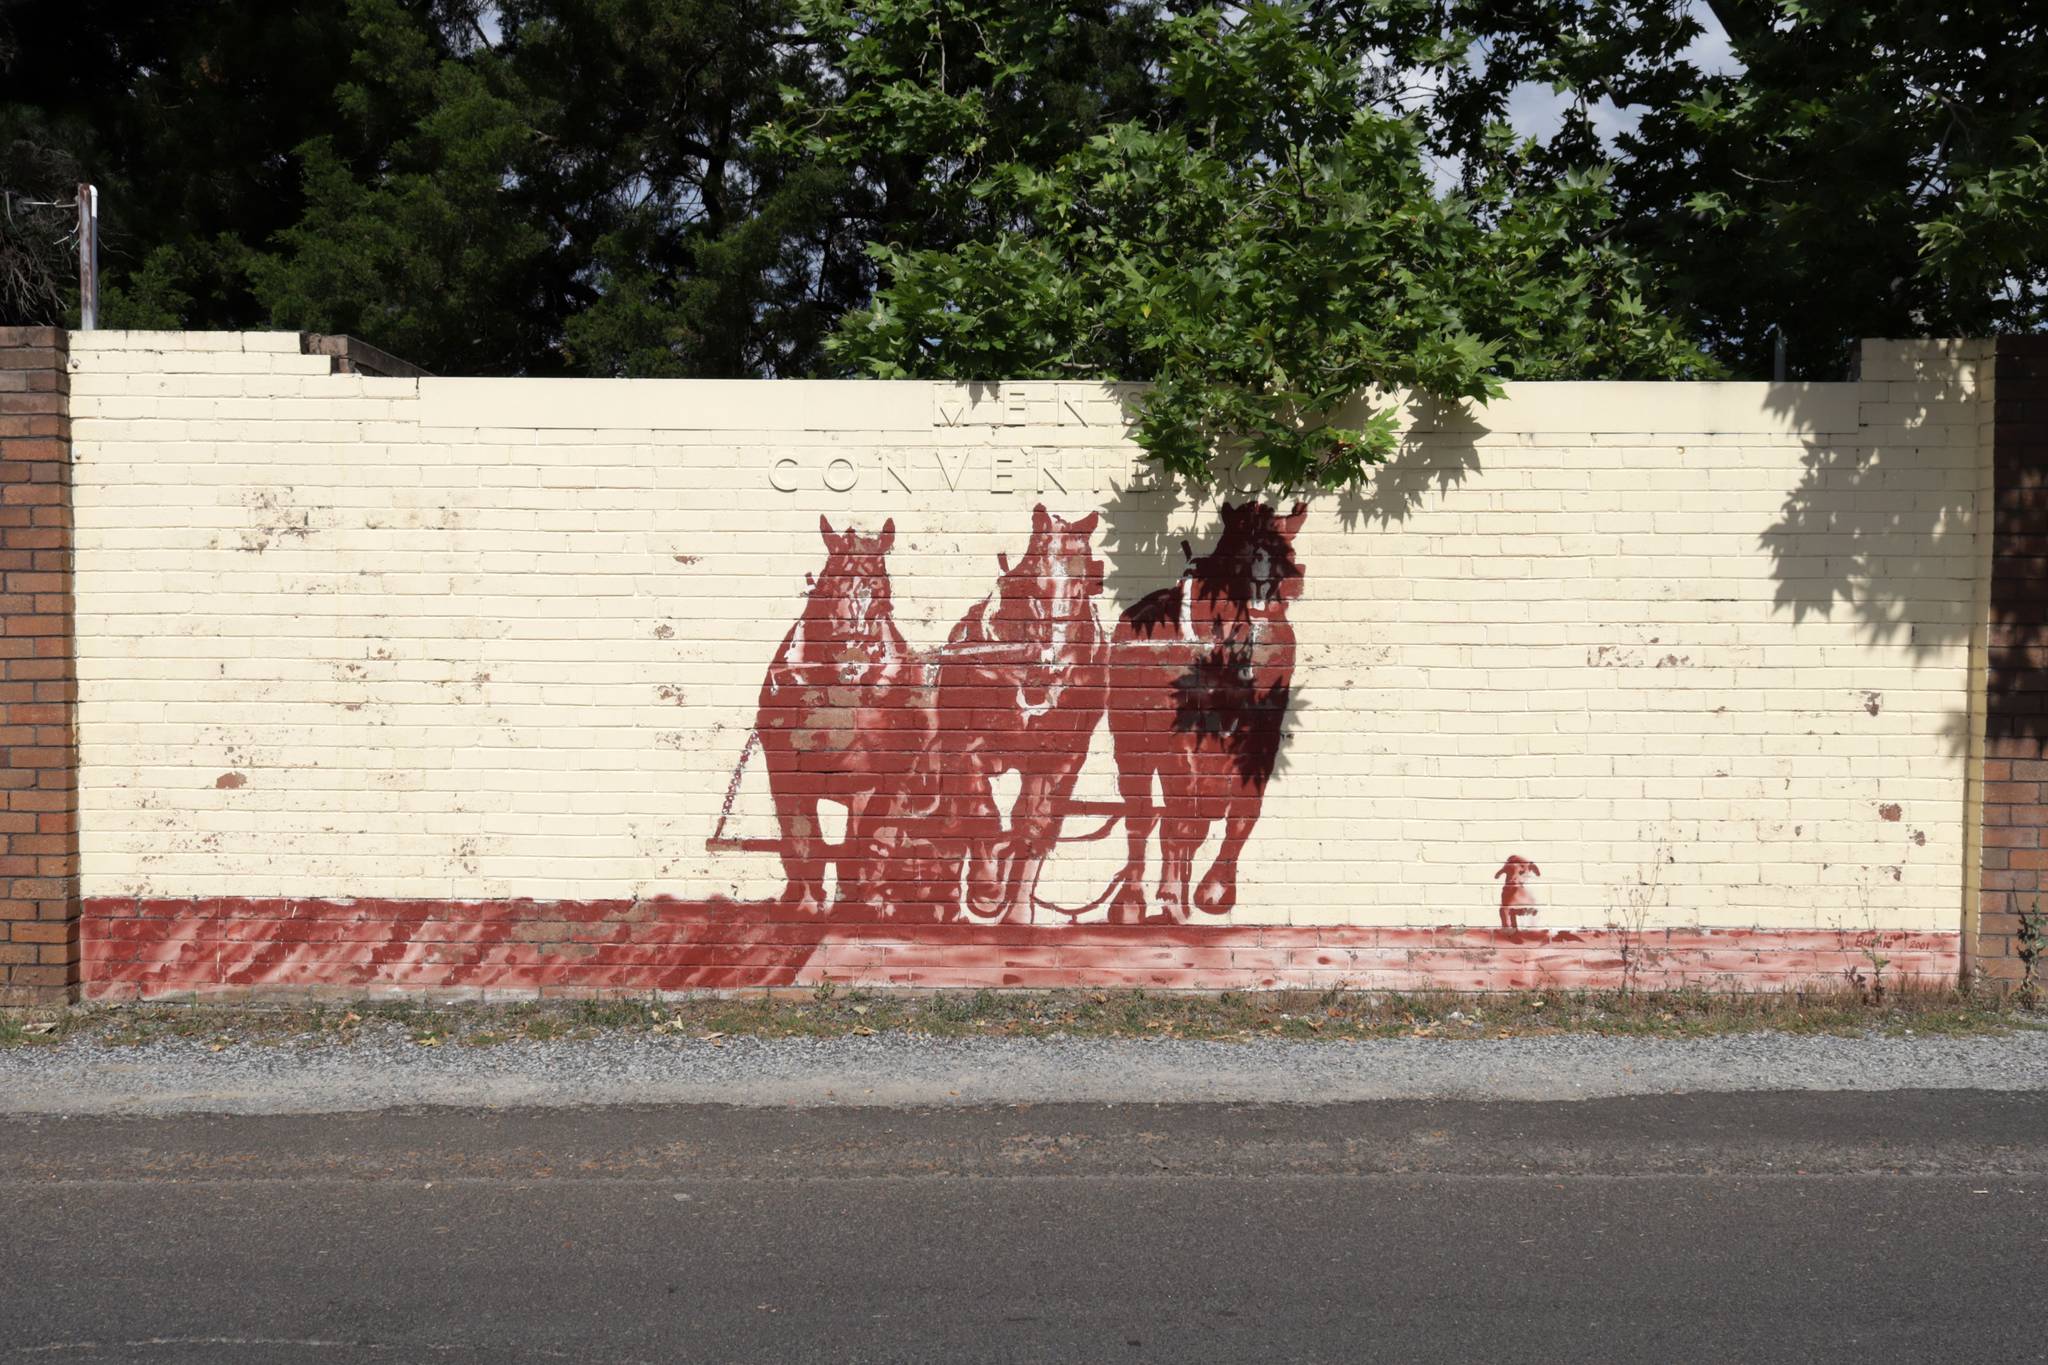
[
  {"left": 778, "top": 884, "right": 827, "bottom": 917},
  {"left": 1109, "top": 882, "right": 1148, "bottom": 925},
  {"left": 968, "top": 849, "right": 1014, "bottom": 912},
  {"left": 1194, "top": 872, "right": 1238, "bottom": 917}
]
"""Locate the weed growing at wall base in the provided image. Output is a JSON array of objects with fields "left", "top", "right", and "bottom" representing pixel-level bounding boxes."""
[{"left": 2014, "top": 899, "right": 2048, "bottom": 1009}]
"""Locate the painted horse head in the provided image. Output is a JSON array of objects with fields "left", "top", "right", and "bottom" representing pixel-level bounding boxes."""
[
  {"left": 986, "top": 504, "right": 1105, "bottom": 718},
  {"left": 992, "top": 504, "right": 1104, "bottom": 639},
  {"left": 1185, "top": 500, "right": 1308, "bottom": 626},
  {"left": 802, "top": 515, "right": 902, "bottom": 683}
]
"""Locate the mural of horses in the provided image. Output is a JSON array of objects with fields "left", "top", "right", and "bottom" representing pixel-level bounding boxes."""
[
  {"left": 930, "top": 504, "right": 1109, "bottom": 921},
  {"left": 755, "top": 516, "right": 932, "bottom": 915},
  {"left": 1106, "top": 500, "right": 1308, "bottom": 923}
]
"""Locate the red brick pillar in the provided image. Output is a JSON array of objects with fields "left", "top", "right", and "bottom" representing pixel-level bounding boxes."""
[
  {"left": 0, "top": 327, "right": 76, "bottom": 1007},
  {"left": 1981, "top": 336, "right": 2048, "bottom": 993}
]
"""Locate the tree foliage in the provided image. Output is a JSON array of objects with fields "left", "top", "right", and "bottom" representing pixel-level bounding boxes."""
[
  {"left": 824, "top": 4, "right": 1707, "bottom": 486},
  {"left": 246, "top": 0, "right": 564, "bottom": 374},
  {"left": 0, "top": 0, "right": 2042, "bottom": 473},
  {"left": 0, "top": 0, "right": 367, "bottom": 328},
  {"left": 1367, "top": 0, "right": 2048, "bottom": 378}
]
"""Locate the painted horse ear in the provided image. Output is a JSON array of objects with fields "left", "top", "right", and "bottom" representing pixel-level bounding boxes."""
[
  {"left": 1280, "top": 501, "right": 1309, "bottom": 538},
  {"left": 997, "top": 551, "right": 1011, "bottom": 573},
  {"left": 876, "top": 518, "right": 895, "bottom": 554},
  {"left": 1071, "top": 511, "right": 1099, "bottom": 536},
  {"left": 1031, "top": 502, "right": 1052, "bottom": 534},
  {"left": 819, "top": 514, "right": 839, "bottom": 548}
]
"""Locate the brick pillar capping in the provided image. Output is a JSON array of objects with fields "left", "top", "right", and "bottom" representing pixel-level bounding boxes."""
[
  {"left": 0, "top": 327, "right": 77, "bottom": 1008},
  {"left": 1979, "top": 335, "right": 2048, "bottom": 990}
]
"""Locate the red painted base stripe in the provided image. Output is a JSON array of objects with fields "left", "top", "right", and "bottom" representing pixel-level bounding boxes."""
[{"left": 78, "top": 896, "right": 1962, "bottom": 999}]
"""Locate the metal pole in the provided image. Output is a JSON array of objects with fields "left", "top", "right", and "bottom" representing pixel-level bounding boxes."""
[{"left": 76, "top": 183, "right": 98, "bottom": 331}]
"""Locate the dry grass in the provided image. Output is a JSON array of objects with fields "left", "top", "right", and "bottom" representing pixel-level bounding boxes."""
[{"left": 2, "top": 981, "right": 2038, "bottom": 1050}]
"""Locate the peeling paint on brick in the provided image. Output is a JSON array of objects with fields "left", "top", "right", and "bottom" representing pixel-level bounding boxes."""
[{"left": 77, "top": 898, "right": 1965, "bottom": 998}]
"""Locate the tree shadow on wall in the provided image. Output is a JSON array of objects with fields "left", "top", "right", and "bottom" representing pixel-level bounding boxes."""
[
  {"left": 1334, "top": 396, "right": 1486, "bottom": 533},
  {"left": 1095, "top": 393, "right": 1486, "bottom": 787},
  {"left": 1096, "top": 393, "right": 1485, "bottom": 601},
  {"left": 1756, "top": 385, "right": 1982, "bottom": 753},
  {"left": 1169, "top": 652, "right": 1298, "bottom": 787}
]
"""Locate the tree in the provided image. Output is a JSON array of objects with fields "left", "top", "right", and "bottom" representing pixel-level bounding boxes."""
[
  {"left": 239, "top": 0, "right": 1180, "bottom": 378},
  {"left": 248, "top": 0, "right": 567, "bottom": 375},
  {"left": 0, "top": 0, "right": 562, "bottom": 360},
  {"left": 0, "top": 0, "right": 367, "bottom": 328},
  {"left": 628, "top": 0, "right": 1184, "bottom": 377},
  {"left": 824, "top": 4, "right": 1708, "bottom": 488},
  {"left": 3, "top": 0, "right": 2039, "bottom": 404},
  {"left": 1360, "top": 0, "right": 2048, "bottom": 379},
  {"left": 1, "top": 0, "right": 1188, "bottom": 371},
  {"left": 0, "top": 160, "right": 77, "bottom": 326},
  {"left": 1667, "top": 0, "right": 2048, "bottom": 375},
  {"left": 476, "top": 0, "right": 829, "bottom": 377}
]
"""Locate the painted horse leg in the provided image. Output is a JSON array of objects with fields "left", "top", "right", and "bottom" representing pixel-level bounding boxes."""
[
  {"left": 953, "top": 767, "right": 1009, "bottom": 918},
  {"left": 1195, "top": 795, "right": 1261, "bottom": 917},
  {"left": 1111, "top": 762, "right": 1154, "bottom": 924},
  {"left": 834, "top": 788, "right": 889, "bottom": 918},
  {"left": 999, "top": 771, "right": 1069, "bottom": 924},
  {"left": 767, "top": 764, "right": 827, "bottom": 914},
  {"left": 1158, "top": 813, "right": 1207, "bottom": 924}
]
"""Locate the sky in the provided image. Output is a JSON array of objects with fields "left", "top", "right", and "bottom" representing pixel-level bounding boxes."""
[{"left": 1501, "top": 2, "right": 1742, "bottom": 149}]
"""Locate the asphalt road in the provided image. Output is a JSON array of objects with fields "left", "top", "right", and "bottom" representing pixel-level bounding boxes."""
[{"left": 4, "top": 1092, "right": 2046, "bottom": 1363}]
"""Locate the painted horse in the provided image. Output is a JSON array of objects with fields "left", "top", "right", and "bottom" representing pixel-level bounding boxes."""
[
  {"left": 1106, "top": 500, "right": 1308, "bottom": 923},
  {"left": 929, "top": 504, "right": 1109, "bottom": 921},
  {"left": 756, "top": 516, "right": 932, "bottom": 915}
]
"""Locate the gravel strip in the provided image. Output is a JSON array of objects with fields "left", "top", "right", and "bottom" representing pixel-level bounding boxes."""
[{"left": 3, "top": 1029, "right": 2047, "bottom": 1115}]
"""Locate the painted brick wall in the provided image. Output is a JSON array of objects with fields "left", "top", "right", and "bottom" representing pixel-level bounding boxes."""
[
  {"left": 65, "top": 332, "right": 1992, "bottom": 997},
  {"left": 0, "top": 327, "right": 77, "bottom": 1007}
]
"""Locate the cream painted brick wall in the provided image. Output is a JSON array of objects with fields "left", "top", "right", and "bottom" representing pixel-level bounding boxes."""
[{"left": 69, "top": 335, "right": 1987, "bottom": 931}]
